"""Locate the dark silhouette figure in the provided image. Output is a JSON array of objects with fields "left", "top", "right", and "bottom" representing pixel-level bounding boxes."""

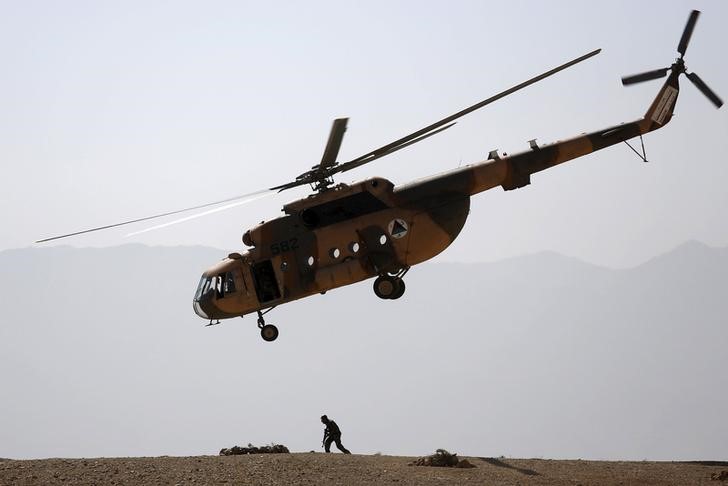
[{"left": 321, "top": 415, "right": 351, "bottom": 454}]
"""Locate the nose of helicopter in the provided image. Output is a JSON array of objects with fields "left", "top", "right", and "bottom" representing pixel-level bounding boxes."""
[
  {"left": 193, "top": 274, "right": 217, "bottom": 319},
  {"left": 193, "top": 293, "right": 213, "bottom": 319}
]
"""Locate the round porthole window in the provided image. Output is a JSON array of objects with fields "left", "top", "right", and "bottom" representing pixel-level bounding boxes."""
[
  {"left": 379, "top": 235, "right": 387, "bottom": 245},
  {"left": 329, "top": 248, "right": 341, "bottom": 259},
  {"left": 307, "top": 256, "right": 315, "bottom": 266},
  {"left": 349, "top": 242, "right": 360, "bottom": 253}
]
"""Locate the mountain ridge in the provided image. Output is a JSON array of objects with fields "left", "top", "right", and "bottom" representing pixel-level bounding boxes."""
[
  {"left": 5, "top": 238, "right": 726, "bottom": 271},
  {"left": 1, "top": 239, "right": 726, "bottom": 461}
]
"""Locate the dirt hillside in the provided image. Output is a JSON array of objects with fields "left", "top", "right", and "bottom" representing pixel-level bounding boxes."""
[{"left": 2, "top": 454, "right": 727, "bottom": 485}]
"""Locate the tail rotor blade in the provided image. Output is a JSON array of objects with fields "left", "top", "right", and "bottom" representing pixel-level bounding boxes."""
[
  {"left": 686, "top": 72, "right": 724, "bottom": 108},
  {"left": 621, "top": 67, "right": 669, "bottom": 86},
  {"left": 678, "top": 10, "right": 700, "bottom": 57}
]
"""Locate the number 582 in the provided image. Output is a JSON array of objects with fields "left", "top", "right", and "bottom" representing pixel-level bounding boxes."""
[{"left": 270, "top": 237, "right": 299, "bottom": 255}]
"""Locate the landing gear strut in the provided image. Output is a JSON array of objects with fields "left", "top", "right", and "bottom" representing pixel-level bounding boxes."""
[
  {"left": 373, "top": 268, "right": 408, "bottom": 300},
  {"left": 257, "top": 309, "right": 279, "bottom": 342}
]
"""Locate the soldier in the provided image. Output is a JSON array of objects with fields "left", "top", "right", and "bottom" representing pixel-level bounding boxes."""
[{"left": 320, "top": 415, "right": 351, "bottom": 454}]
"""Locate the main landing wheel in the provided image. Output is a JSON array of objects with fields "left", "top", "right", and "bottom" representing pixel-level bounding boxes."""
[
  {"left": 257, "top": 310, "right": 279, "bottom": 342},
  {"left": 260, "top": 324, "right": 279, "bottom": 342},
  {"left": 373, "top": 275, "right": 405, "bottom": 300}
]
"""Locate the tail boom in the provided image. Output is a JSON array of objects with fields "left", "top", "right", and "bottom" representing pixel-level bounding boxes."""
[
  {"left": 394, "top": 71, "right": 682, "bottom": 203},
  {"left": 481, "top": 69, "right": 681, "bottom": 193}
]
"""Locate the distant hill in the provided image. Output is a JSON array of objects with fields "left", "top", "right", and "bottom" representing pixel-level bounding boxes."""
[{"left": 1, "top": 242, "right": 726, "bottom": 461}]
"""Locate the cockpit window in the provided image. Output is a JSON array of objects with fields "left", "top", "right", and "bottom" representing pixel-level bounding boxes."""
[
  {"left": 214, "top": 274, "right": 223, "bottom": 298},
  {"left": 194, "top": 276, "right": 212, "bottom": 301},
  {"left": 195, "top": 271, "right": 237, "bottom": 301},
  {"left": 212, "top": 272, "right": 237, "bottom": 298},
  {"left": 224, "top": 272, "right": 236, "bottom": 294}
]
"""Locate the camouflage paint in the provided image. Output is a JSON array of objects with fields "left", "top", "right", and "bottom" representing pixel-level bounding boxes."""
[{"left": 194, "top": 69, "right": 681, "bottom": 321}]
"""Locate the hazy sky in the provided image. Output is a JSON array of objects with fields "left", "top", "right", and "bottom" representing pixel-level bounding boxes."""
[{"left": 1, "top": 1, "right": 727, "bottom": 267}]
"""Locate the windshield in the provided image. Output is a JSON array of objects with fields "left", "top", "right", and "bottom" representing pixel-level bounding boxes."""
[{"left": 194, "top": 275, "right": 212, "bottom": 301}]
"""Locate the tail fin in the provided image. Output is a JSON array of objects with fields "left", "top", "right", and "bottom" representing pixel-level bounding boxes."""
[{"left": 641, "top": 69, "right": 681, "bottom": 132}]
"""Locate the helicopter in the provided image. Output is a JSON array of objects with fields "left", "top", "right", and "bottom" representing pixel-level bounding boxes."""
[{"left": 37, "top": 10, "right": 721, "bottom": 341}]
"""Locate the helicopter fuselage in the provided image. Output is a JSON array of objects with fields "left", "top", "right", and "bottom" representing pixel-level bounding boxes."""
[
  {"left": 193, "top": 175, "right": 471, "bottom": 320},
  {"left": 193, "top": 67, "right": 681, "bottom": 324}
]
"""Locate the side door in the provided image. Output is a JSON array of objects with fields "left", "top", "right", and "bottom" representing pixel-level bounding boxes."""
[{"left": 250, "top": 259, "right": 282, "bottom": 304}]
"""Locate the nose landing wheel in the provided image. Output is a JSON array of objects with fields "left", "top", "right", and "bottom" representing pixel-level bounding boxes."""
[{"left": 257, "top": 310, "right": 279, "bottom": 342}]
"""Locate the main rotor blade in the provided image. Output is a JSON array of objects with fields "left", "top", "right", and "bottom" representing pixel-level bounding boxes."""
[
  {"left": 126, "top": 191, "right": 275, "bottom": 237},
  {"left": 686, "top": 72, "right": 724, "bottom": 108},
  {"left": 34, "top": 188, "right": 272, "bottom": 243},
  {"left": 318, "top": 118, "right": 348, "bottom": 169},
  {"left": 678, "top": 10, "right": 700, "bottom": 57},
  {"left": 340, "top": 48, "right": 601, "bottom": 171},
  {"left": 336, "top": 122, "right": 456, "bottom": 174},
  {"left": 621, "top": 67, "right": 669, "bottom": 85}
]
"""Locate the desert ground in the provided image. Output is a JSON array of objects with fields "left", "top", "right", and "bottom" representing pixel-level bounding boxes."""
[{"left": 1, "top": 453, "right": 727, "bottom": 485}]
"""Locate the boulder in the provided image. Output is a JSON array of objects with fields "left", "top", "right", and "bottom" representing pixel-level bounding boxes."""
[
  {"left": 219, "top": 443, "right": 290, "bottom": 456},
  {"left": 410, "top": 449, "right": 475, "bottom": 468}
]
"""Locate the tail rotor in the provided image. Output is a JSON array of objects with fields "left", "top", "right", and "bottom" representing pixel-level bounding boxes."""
[{"left": 621, "top": 10, "right": 722, "bottom": 109}]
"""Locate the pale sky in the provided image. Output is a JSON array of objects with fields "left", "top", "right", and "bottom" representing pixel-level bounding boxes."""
[{"left": 1, "top": 0, "right": 727, "bottom": 267}]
